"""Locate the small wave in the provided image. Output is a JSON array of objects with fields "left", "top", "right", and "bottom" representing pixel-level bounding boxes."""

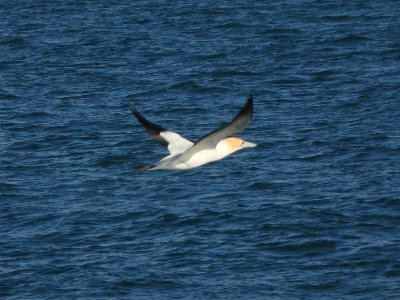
[
  {"left": 334, "top": 34, "right": 371, "bottom": 44},
  {"left": 97, "top": 154, "right": 133, "bottom": 167},
  {"left": 263, "top": 27, "right": 302, "bottom": 35},
  {"left": 309, "top": 69, "right": 339, "bottom": 82},
  {"left": 21, "top": 111, "right": 54, "bottom": 119},
  {"left": 322, "top": 15, "right": 352, "bottom": 21},
  {"left": 116, "top": 277, "right": 180, "bottom": 289},
  {"left": 0, "top": 93, "right": 19, "bottom": 100},
  {"left": 158, "top": 213, "right": 179, "bottom": 223},
  {"left": 371, "top": 197, "right": 400, "bottom": 209},
  {"left": 215, "top": 22, "right": 252, "bottom": 29},
  {"left": 169, "top": 80, "right": 229, "bottom": 93},
  {"left": 337, "top": 100, "right": 362, "bottom": 109},
  {"left": 211, "top": 70, "right": 260, "bottom": 78},
  {"left": 269, "top": 239, "right": 337, "bottom": 254},
  {"left": 385, "top": 266, "right": 400, "bottom": 278},
  {"left": 249, "top": 181, "right": 286, "bottom": 190},
  {"left": 196, "top": 52, "right": 226, "bottom": 60},
  {"left": 270, "top": 77, "right": 307, "bottom": 85},
  {"left": 296, "top": 280, "right": 340, "bottom": 291},
  {"left": 289, "top": 151, "right": 333, "bottom": 162},
  {"left": 0, "top": 182, "right": 17, "bottom": 192},
  {"left": 169, "top": 80, "right": 201, "bottom": 89},
  {"left": 105, "top": 211, "right": 144, "bottom": 223},
  {"left": 0, "top": 36, "right": 27, "bottom": 46}
]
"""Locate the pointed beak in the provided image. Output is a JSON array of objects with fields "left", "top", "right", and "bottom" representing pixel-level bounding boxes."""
[{"left": 242, "top": 141, "right": 257, "bottom": 148}]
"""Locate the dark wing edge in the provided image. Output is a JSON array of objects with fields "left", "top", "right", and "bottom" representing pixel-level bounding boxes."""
[
  {"left": 229, "top": 94, "right": 253, "bottom": 131},
  {"left": 193, "top": 95, "right": 253, "bottom": 147},
  {"left": 131, "top": 104, "right": 169, "bottom": 148}
]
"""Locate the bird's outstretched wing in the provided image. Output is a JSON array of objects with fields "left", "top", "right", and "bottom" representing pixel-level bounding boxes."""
[
  {"left": 131, "top": 105, "right": 193, "bottom": 155},
  {"left": 180, "top": 95, "right": 253, "bottom": 158}
]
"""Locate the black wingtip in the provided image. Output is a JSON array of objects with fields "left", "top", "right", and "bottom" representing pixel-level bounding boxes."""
[
  {"left": 130, "top": 103, "right": 169, "bottom": 148},
  {"left": 244, "top": 95, "right": 253, "bottom": 117},
  {"left": 248, "top": 95, "right": 253, "bottom": 105},
  {"left": 130, "top": 103, "right": 163, "bottom": 131},
  {"left": 131, "top": 104, "right": 148, "bottom": 127},
  {"left": 131, "top": 103, "right": 138, "bottom": 114},
  {"left": 227, "top": 95, "right": 254, "bottom": 129}
]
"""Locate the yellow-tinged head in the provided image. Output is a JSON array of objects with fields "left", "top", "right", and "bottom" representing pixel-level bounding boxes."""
[
  {"left": 216, "top": 137, "right": 257, "bottom": 158},
  {"left": 224, "top": 137, "right": 244, "bottom": 150}
]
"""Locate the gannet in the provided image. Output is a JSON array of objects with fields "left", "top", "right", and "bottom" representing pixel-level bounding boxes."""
[{"left": 131, "top": 96, "right": 256, "bottom": 170}]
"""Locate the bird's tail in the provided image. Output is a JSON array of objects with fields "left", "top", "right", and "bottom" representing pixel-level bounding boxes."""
[{"left": 138, "top": 165, "right": 157, "bottom": 171}]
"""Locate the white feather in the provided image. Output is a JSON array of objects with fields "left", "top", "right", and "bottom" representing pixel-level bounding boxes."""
[{"left": 160, "top": 131, "right": 193, "bottom": 156}]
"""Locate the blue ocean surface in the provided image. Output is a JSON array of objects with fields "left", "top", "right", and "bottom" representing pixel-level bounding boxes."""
[{"left": 1, "top": 1, "right": 400, "bottom": 299}]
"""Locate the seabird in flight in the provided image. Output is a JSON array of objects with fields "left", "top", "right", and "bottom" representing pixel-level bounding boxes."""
[{"left": 131, "top": 95, "right": 256, "bottom": 170}]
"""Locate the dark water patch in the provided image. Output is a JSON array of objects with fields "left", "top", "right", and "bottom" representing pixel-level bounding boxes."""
[
  {"left": 215, "top": 22, "right": 252, "bottom": 29},
  {"left": 169, "top": 80, "right": 202, "bottom": 90},
  {"left": 309, "top": 69, "right": 340, "bottom": 82},
  {"left": 270, "top": 77, "right": 308, "bottom": 85},
  {"left": 311, "top": 139, "right": 328, "bottom": 146},
  {"left": 287, "top": 151, "right": 335, "bottom": 162},
  {"left": 249, "top": 181, "right": 287, "bottom": 191},
  {"left": 0, "top": 182, "right": 18, "bottom": 192},
  {"left": 176, "top": 216, "right": 205, "bottom": 227},
  {"left": 296, "top": 280, "right": 340, "bottom": 292},
  {"left": 255, "top": 235, "right": 336, "bottom": 255},
  {"left": 113, "top": 140, "right": 137, "bottom": 147},
  {"left": 16, "top": 213, "right": 59, "bottom": 230},
  {"left": 211, "top": 70, "right": 261, "bottom": 78},
  {"left": 262, "top": 27, "right": 302, "bottom": 35},
  {"left": 333, "top": 34, "right": 371, "bottom": 44},
  {"left": 358, "top": 212, "right": 400, "bottom": 225},
  {"left": 337, "top": 99, "right": 362, "bottom": 109},
  {"left": 268, "top": 239, "right": 337, "bottom": 254},
  {"left": 104, "top": 211, "right": 147, "bottom": 224},
  {"left": 371, "top": 197, "right": 400, "bottom": 209},
  {"left": 19, "top": 111, "right": 55, "bottom": 120},
  {"left": 385, "top": 264, "right": 400, "bottom": 278},
  {"left": 97, "top": 154, "right": 133, "bottom": 167},
  {"left": 0, "top": 37, "right": 27, "bottom": 47},
  {"left": 195, "top": 52, "right": 226, "bottom": 60},
  {"left": 158, "top": 213, "right": 179, "bottom": 224},
  {"left": 169, "top": 80, "right": 228, "bottom": 94},
  {"left": 307, "top": 209, "right": 349, "bottom": 223},
  {"left": 0, "top": 92, "right": 19, "bottom": 100},
  {"left": 115, "top": 277, "right": 181, "bottom": 289},
  {"left": 321, "top": 15, "right": 353, "bottom": 22}
]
